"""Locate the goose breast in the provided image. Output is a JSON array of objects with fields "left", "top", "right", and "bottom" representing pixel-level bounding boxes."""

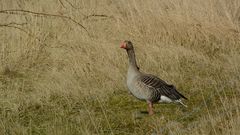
[{"left": 127, "top": 75, "right": 152, "bottom": 100}]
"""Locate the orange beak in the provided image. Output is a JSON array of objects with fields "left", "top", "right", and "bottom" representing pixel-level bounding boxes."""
[{"left": 120, "top": 43, "right": 126, "bottom": 49}]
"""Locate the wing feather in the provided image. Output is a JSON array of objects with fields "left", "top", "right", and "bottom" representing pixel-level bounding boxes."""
[{"left": 139, "top": 74, "right": 187, "bottom": 101}]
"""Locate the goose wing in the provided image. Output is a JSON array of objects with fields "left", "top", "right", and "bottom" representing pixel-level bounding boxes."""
[{"left": 139, "top": 74, "right": 187, "bottom": 101}]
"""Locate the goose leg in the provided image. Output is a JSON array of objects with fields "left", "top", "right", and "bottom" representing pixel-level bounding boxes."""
[{"left": 147, "top": 100, "right": 154, "bottom": 115}]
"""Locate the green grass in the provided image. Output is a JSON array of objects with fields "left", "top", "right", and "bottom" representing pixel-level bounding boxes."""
[{"left": 0, "top": 0, "right": 240, "bottom": 134}]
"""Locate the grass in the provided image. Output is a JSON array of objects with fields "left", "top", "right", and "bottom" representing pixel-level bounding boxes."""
[{"left": 0, "top": 0, "right": 240, "bottom": 134}]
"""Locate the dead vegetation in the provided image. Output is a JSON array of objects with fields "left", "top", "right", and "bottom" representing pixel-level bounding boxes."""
[{"left": 0, "top": 0, "right": 240, "bottom": 134}]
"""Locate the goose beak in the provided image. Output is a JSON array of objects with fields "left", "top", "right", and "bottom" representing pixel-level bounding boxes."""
[{"left": 120, "top": 43, "right": 126, "bottom": 49}]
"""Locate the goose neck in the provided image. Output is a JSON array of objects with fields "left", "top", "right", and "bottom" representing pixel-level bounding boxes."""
[{"left": 127, "top": 49, "right": 139, "bottom": 71}]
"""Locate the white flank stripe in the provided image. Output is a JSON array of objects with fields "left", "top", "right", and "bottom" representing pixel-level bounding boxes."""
[{"left": 159, "top": 96, "right": 173, "bottom": 103}]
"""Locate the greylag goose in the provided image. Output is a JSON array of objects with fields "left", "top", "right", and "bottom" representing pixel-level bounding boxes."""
[{"left": 120, "top": 40, "right": 187, "bottom": 115}]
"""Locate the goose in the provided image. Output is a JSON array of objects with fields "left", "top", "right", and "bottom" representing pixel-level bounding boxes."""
[{"left": 120, "top": 40, "right": 187, "bottom": 115}]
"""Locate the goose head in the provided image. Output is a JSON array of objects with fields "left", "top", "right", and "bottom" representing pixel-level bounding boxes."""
[{"left": 120, "top": 40, "right": 134, "bottom": 50}]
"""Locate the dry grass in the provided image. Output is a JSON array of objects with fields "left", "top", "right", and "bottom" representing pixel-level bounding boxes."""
[{"left": 0, "top": 0, "right": 240, "bottom": 134}]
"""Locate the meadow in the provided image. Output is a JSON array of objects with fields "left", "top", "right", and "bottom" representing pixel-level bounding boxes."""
[{"left": 0, "top": 0, "right": 240, "bottom": 134}]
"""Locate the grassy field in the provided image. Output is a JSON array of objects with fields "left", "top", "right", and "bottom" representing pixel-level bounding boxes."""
[{"left": 0, "top": 0, "right": 240, "bottom": 134}]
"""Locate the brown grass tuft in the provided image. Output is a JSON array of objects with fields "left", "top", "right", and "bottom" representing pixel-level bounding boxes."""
[{"left": 0, "top": 0, "right": 240, "bottom": 134}]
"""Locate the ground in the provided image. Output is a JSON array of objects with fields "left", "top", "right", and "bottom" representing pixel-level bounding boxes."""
[{"left": 0, "top": 0, "right": 240, "bottom": 134}]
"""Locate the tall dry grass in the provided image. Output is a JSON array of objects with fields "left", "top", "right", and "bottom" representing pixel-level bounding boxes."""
[{"left": 0, "top": 0, "right": 240, "bottom": 134}]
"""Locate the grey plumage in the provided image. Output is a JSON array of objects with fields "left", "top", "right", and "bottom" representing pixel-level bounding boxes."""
[
  {"left": 139, "top": 74, "right": 187, "bottom": 102},
  {"left": 121, "top": 40, "right": 188, "bottom": 115}
]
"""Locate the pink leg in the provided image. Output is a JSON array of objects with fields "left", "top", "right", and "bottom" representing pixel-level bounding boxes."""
[{"left": 147, "top": 100, "right": 154, "bottom": 115}]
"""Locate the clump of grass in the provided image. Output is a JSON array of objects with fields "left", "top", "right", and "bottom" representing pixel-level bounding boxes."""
[{"left": 0, "top": 0, "right": 240, "bottom": 134}]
